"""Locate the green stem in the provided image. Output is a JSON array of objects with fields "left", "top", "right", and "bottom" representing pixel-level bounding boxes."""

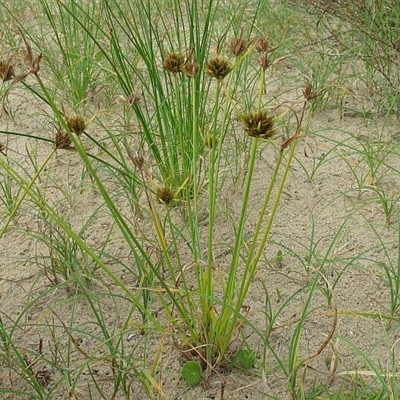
[
  {"left": 188, "top": 75, "right": 200, "bottom": 261},
  {"left": 243, "top": 140, "right": 297, "bottom": 304},
  {"left": 257, "top": 67, "right": 266, "bottom": 110},
  {"left": 0, "top": 148, "right": 56, "bottom": 239},
  {"left": 218, "top": 138, "right": 258, "bottom": 330}
]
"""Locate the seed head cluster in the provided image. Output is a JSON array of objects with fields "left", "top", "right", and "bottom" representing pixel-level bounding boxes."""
[
  {"left": 303, "top": 83, "right": 320, "bottom": 101},
  {"left": 242, "top": 110, "right": 276, "bottom": 139},
  {"left": 67, "top": 115, "right": 86, "bottom": 135},
  {"left": 228, "top": 34, "right": 251, "bottom": 57},
  {"left": 163, "top": 52, "right": 199, "bottom": 78},
  {"left": 157, "top": 186, "right": 175, "bottom": 205},
  {"left": 206, "top": 57, "right": 232, "bottom": 81},
  {"left": 163, "top": 52, "right": 186, "bottom": 75},
  {"left": 55, "top": 129, "right": 73, "bottom": 150},
  {"left": 255, "top": 37, "right": 270, "bottom": 70}
]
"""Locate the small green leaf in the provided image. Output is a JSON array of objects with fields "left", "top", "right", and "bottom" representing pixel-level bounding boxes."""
[
  {"left": 232, "top": 349, "right": 256, "bottom": 370},
  {"left": 276, "top": 249, "right": 283, "bottom": 263},
  {"left": 181, "top": 361, "right": 202, "bottom": 386}
]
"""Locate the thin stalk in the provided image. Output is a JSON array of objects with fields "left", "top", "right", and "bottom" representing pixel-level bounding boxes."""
[
  {"left": 202, "top": 81, "right": 223, "bottom": 354},
  {"left": 0, "top": 148, "right": 56, "bottom": 239},
  {"left": 187, "top": 75, "right": 201, "bottom": 261},
  {"left": 219, "top": 138, "right": 258, "bottom": 319}
]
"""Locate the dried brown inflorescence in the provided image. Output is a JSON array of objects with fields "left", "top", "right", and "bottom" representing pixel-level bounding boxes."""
[
  {"left": 255, "top": 37, "right": 270, "bottom": 70},
  {"left": 20, "top": 29, "right": 42, "bottom": 76},
  {"left": 157, "top": 186, "right": 174, "bottom": 204},
  {"left": 55, "top": 129, "right": 73, "bottom": 150},
  {"left": 241, "top": 110, "right": 276, "bottom": 139},
  {"left": 163, "top": 51, "right": 199, "bottom": 78},
  {"left": 255, "top": 37, "right": 269, "bottom": 54},
  {"left": 0, "top": 58, "right": 15, "bottom": 82},
  {"left": 163, "top": 52, "right": 186, "bottom": 75},
  {"left": 123, "top": 91, "right": 141, "bottom": 106},
  {"left": 303, "top": 82, "right": 321, "bottom": 101},
  {"left": 228, "top": 33, "right": 251, "bottom": 57},
  {"left": 0, "top": 141, "right": 6, "bottom": 155},
  {"left": 206, "top": 57, "right": 232, "bottom": 81},
  {"left": 182, "top": 54, "right": 199, "bottom": 78},
  {"left": 67, "top": 115, "right": 86, "bottom": 135}
]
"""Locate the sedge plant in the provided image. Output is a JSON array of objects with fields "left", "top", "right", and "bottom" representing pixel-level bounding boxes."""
[{"left": 0, "top": 0, "right": 339, "bottom": 394}]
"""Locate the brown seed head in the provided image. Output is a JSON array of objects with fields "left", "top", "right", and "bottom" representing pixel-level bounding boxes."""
[
  {"left": 0, "top": 141, "right": 6, "bottom": 154},
  {"left": 228, "top": 35, "right": 250, "bottom": 57},
  {"left": 255, "top": 37, "right": 269, "bottom": 53},
  {"left": 183, "top": 60, "right": 199, "bottom": 78},
  {"left": 67, "top": 115, "right": 86, "bottom": 135},
  {"left": 156, "top": 186, "right": 174, "bottom": 205},
  {"left": 125, "top": 91, "right": 141, "bottom": 106},
  {"left": 258, "top": 52, "right": 270, "bottom": 70},
  {"left": 303, "top": 83, "right": 320, "bottom": 101},
  {"left": 206, "top": 57, "right": 232, "bottom": 81},
  {"left": 55, "top": 129, "right": 73, "bottom": 150},
  {"left": 132, "top": 154, "right": 144, "bottom": 169},
  {"left": 20, "top": 29, "right": 42, "bottom": 75},
  {"left": 242, "top": 110, "right": 276, "bottom": 139},
  {"left": 0, "top": 58, "right": 14, "bottom": 82},
  {"left": 163, "top": 53, "right": 186, "bottom": 75}
]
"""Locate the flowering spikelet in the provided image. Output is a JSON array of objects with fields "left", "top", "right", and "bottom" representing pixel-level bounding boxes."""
[
  {"left": 156, "top": 186, "right": 174, "bottom": 205},
  {"left": 303, "top": 82, "right": 320, "bottom": 101},
  {"left": 182, "top": 61, "right": 199, "bottom": 77},
  {"left": 182, "top": 49, "right": 199, "bottom": 78},
  {"left": 258, "top": 52, "right": 270, "bottom": 70},
  {"left": 163, "top": 53, "right": 186, "bottom": 75},
  {"left": 123, "top": 91, "right": 141, "bottom": 106},
  {"left": 55, "top": 129, "right": 73, "bottom": 150},
  {"left": 255, "top": 37, "right": 269, "bottom": 54},
  {"left": 255, "top": 37, "right": 270, "bottom": 70},
  {"left": 228, "top": 33, "right": 250, "bottom": 57},
  {"left": 0, "top": 58, "right": 14, "bottom": 82},
  {"left": 206, "top": 57, "right": 232, "bottom": 81},
  {"left": 242, "top": 110, "right": 276, "bottom": 139},
  {"left": 67, "top": 115, "right": 86, "bottom": 135}
]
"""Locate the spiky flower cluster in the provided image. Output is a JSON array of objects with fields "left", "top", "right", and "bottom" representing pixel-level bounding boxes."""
[
  {"left": 242, "top": 110, "right": 276, "bottom": 139},
  {"left": 255, "top": 37, "right": 270, "bottom": 70},
  {"left": 228, "top": 34, "right": 251, "bottom": 57},
  {"left": 163, "top": 53, "right": 186, "bottom": 75},
  {"left": 157, "top": 186, "right": 174, "bottom": 204},
  {"left": 182, "top": 59, "right": 199, "bottom": 78},
  {"left": 67, "top": 115, "right": 86, "bottom": 135},
  {"left": 206, "top": 57, "right": 232, "bottom": 81},
  {"left": 303, "top": 83, "right": 321, "bottom": 101},
  {"left": 163, "top": 52, "right": 199, "bottom": 78},
  {"left": 123, "top": 91, "right": 141, "bottom": 106},
  {"left": 55, "top": 129, "right": 73, "bottom": 150}
]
